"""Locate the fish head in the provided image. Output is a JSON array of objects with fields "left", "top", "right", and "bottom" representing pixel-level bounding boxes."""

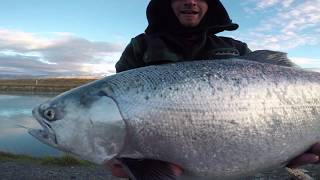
[{"left": 29, "top": 84, "right": 127, "bottom": 164}]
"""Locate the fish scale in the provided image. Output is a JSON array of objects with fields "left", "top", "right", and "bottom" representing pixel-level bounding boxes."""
[
  {"left": 30, "top": 51, "right": 320, "bottom": 179},
  {"left": 91, "top": 59, "right": 319, "bottom": 178}
]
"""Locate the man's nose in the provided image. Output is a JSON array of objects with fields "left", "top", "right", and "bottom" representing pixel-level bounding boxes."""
[{"left": 183, "top": 0, "right": 197, "bottom": 6}]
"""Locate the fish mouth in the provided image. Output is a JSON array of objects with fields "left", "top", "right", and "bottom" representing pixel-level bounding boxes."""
[{"left": 28, "top": 107, "right": 58, "bottom": 148}]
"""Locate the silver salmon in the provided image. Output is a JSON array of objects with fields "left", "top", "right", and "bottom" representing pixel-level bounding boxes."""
[{"left": 29, "top": 50, "right": 320, "bottom": 180}]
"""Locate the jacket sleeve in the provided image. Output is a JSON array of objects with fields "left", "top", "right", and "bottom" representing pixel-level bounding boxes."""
[
  {"left": 115, "top": 34, "right": 146, "bottom": 73},
  {"left": 230, "top": 39, "right": 251, "bottom": 56},
  {"left": 115, "top": 43, "right": 137, "bottom": 73},
  {"left": 220, "top": 36, "right": 252, "bottom": 56},
  {"left": 238, "top": 42, "right": 251, "bottom": 56}
]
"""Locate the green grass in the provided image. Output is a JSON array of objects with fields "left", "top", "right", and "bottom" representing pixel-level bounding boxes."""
[
  {"left": 0, "top": 151, "right": 35, "bottom": 162},
  {"left": 0, "top": 151, "right": 93, "bottom": 167},
  {"left": 40, "top": 154, "right": 93, "bottom": 166}
]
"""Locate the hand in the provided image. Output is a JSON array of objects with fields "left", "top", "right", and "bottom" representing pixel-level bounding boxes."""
[
  {"left": 106, "top": 159, "right": 129, "bottom": 178},
  {"left": 287, "top": 143, "right": 320, "bottom": 168},
  {"left": 106, "top": 159, "right": 183, "bottom": 178}
]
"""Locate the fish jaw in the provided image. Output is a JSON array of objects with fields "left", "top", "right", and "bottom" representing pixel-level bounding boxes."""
[
  {"left": 28, "top": 129, "right": 59, "bottom": 149},
  {"left": 28, "top": 107, "right": 60, "bottom": 150}
]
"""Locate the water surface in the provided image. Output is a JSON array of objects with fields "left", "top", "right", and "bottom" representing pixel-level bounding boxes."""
[{"left": 0, "top": 93, "right": 62, "bottom": 157}]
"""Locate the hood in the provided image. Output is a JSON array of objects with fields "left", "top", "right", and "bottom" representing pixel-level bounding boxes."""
[{"left": 145, "top": 0, "right": 239, "bottom": 35}]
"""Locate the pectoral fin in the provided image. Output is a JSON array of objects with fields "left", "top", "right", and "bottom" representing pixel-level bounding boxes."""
[
  {"left": 117, "top": 158, "right": 182, "bottom": 180},
  {"left": 285, "top": 167, "right": 314, "bottom": 180}
]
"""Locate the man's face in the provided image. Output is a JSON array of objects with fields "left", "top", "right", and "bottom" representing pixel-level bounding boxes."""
[{"left": 171, "top": 0, "right": 208, "bottom": 27}]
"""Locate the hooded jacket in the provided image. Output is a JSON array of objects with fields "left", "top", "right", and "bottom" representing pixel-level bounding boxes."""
[{"left": 116, "top": 0, "right": 251, "bottom": 73}]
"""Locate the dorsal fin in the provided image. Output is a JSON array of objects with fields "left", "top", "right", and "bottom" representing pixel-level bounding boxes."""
[{"left": 239, "top": 50, "right": 298, "bottom": 67}]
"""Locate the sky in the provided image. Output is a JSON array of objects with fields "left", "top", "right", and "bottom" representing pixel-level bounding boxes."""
[{"left": 0, "top": 0, "right": 319, "bottom": 77}]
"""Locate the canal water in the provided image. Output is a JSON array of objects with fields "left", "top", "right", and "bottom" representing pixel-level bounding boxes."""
[{"left": 0, "top": 93, "right": 62, "bottom": 157}]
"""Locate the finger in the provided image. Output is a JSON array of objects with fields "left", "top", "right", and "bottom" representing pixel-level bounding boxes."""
[
  {"left": 110, "top": 163, "right": 129, "bottom": 178},
  {"left": 310, "top": 142, "right": 320, "bottom": 156},
  {"left": 169, "top": 164, "right": 183, "bottom": 176},
  {"left": 287, "top": 153, "right": 319, "bottom": 168},
  {"left": 105, "top": 159, "right": 129, "bottom": 178}
]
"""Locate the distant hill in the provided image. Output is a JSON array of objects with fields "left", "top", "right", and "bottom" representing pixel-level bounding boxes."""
[
  {"left": 0, "top": 77, "right": 98, "bottom": 93},
  {"left": 0, "top": 74, "right": 105, "bottom": 80}
]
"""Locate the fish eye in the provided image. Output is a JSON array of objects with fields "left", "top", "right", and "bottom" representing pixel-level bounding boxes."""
[{"left": 44, "top": 109, "right": 55, "bottom": 121}]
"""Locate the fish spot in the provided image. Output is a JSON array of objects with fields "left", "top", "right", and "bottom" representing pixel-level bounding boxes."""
[
  {"left": 229, "top": 120, "right": 238, "bottom": 125},
  {"left": 232, "top": 78, "right": 241, "bottom": 85},
  {"left": 145, "top": 96, "right": 150, "bottom": 100},
  {"left": 89, "top": 118, "right": 94, "bottom": 126},
  {"left": 192, "top": 136, "right": 198, "bottom": 141},
  {"left": 311, "top": 107, "right": 318, "bottom": 115}
]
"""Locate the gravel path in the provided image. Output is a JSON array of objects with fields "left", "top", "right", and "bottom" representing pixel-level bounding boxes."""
[
  {"left": 1, "top": 160, "right": 320, "bottom": 180},
  {"left": 0, "top": 160, "right": 121, "bottom": 180}
]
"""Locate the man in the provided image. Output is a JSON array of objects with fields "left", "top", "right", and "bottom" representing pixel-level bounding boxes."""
[
  {"left": 109, "top": 0, "right": 320, "bottom": 178},
  {"left": 115, "top": 0, "right": 250, "bottom": 73}
]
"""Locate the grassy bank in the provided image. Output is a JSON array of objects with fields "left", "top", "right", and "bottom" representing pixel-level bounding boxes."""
[
  {"left": 0, "top": 151, "right": 93, "bottom": 167},
  {"left": 0, "top": 78, "right": 97, "bottom": 93}
]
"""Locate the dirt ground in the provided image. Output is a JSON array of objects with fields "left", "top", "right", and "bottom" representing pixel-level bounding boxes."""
[
  {"left": 1, "top": 160, "right": 320, "bottom": 180},
  {"left": 0, "top": 160, "right": 119, "bottom": 180}
]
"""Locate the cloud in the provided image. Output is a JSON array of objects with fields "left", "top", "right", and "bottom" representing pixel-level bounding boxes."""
[
  {"left": 0, "top": 28, "right": 51, "bottom": 51},
  {"left": 0, "top": 28, "right": 125, "bottom": 77},
  {"left": 254, "top": 0, "right": 294, "bottom": 9},
  {"left": 243, "top": 31, "right": 316, "bottom": 51},
  {"left": 236, "top": 0, "right": 320, "bottom": 51},
  {"left": 0, "top": 54, "right": 76, "bottom": 76},
  {"left": 290, "top": 56, "right": 320, "bottom": 69}
]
